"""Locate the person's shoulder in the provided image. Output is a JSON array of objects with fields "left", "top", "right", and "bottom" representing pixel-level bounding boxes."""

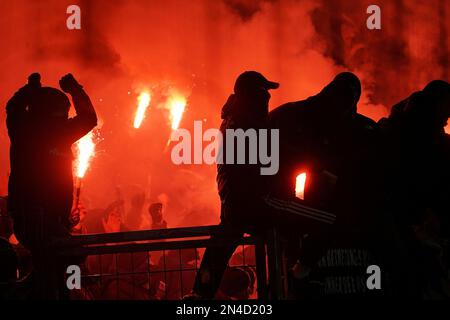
[
  {"left": 354, "top": 113, "right": 377, "bottom": 131},
  {"left": 377, "top": 117, "right": 392, "bottom": 134},
  {"left": 269, "top": 102, "right": 291, "bottom": 118},
  {"left": 269, "top": 100, "right": 308, "bottom": 127},
  {"left": 270, "top": 100, "right": 308, "bottom": 114},
  {"left": 443, "top": 133, "right": 450, "bottom": 149}
]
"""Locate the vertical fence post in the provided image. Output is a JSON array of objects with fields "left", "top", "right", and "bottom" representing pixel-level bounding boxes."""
[
  {"left": 255, "top": 238, "right": 268, "bottom": 300},
  {"left": 266, "top": 227, "right": 285, "bottom": 300}
]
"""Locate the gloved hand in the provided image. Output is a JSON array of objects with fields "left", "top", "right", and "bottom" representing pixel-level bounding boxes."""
[
  {"left": 59, "top": 73, "right": 83, "bottom": 94},
  {"left": 68, "top": 206, "right": 81, "bottom": 228}
]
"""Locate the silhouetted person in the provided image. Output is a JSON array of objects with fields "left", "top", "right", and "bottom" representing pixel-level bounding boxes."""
[
  {"left": 190, "top": 71, "right": 336, "bottom": 299},
  {"left": 6, "top": 73, "right": 97, "bottom": 299},
  {"left": 0, "top": 237, "right": 18, "bottom": 282},
  {"left": 270, "top": 72, "right": 385, "bottom": 298},
  {"left": 126, "top": 191, "right": 146, "bottom": 230},
  {"left": 0, "top": 237, "right": 19, "bottom": 299},
  {"left": 149, "top": 202, "right": 167, "bottom": 230},
  {"left": 218, "top": 266, "right": 256, "bottom": 300},
  {"left": 70, "top": 202, "right": 88, "bottom": 235},
  {"left": 378, "top": 80, "right": 450, "bottom": 299},
  {"left": 156, "top": 249, "right": 199, "bottom": 300},
  {"left": 100, "top": 200, "right": 127, "bottom": 233},
  {"left": 0, "top": 196, "right": 13, "bottom": 240}
]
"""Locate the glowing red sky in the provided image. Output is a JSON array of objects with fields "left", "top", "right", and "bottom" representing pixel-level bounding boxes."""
[{"left": 0, "top": 0, "right": 448, "bottom": 227}]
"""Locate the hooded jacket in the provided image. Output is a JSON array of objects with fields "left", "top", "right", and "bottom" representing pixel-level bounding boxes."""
[
  {"left": 217, "top": 93, "right": 270, "bottom": 203},
  {"left": 6, "top": 85, "right": 97, "bottom": 223}
]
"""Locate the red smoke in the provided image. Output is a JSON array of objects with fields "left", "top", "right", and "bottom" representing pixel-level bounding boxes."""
[{"left": 0, "top": 0, "right": 448, "bottom": 227}]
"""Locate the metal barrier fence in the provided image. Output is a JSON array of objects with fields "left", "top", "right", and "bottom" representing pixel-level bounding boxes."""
[{"left": 54, "top": 226, "right": 286, "bottom": 300}]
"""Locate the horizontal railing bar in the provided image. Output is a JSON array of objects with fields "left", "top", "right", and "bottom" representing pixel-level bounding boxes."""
[
  {"left": 58, "top": 237, "right": 260, "bottom": 256},
  {"left": 81, "top": 269, "right": 203, "bottom": 278},
  {"left": 54, "top": 225, "right": 231, "bottom": 247},
  {"left": 79, "top": 266, "right": 257, "bottom": 279}
]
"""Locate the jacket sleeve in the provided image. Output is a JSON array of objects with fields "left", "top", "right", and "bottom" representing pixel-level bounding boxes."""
[
  {"left": 6, "top": 87, "right": 30, "bottom": 140},
  {"left": 64, "top": 86, "right": 98, "bottom": 143}
]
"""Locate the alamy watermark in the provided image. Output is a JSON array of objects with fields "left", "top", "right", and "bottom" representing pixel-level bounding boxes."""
[
  {"left": 170, "top": 120, "right": 279, "bottom": 175},
  {"left": 367, "top": 5, "right": 381, "bottom": 30},
  {"left": 66, "top": 5, "right": 81, "bottom": 30},
  {"left": 66, "top": 265, "right": 81, "bottom": 290}
]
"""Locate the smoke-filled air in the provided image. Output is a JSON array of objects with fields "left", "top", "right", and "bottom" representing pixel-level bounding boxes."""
[{"left": 1, "top": 0, "right": 449, "bottom": 228}]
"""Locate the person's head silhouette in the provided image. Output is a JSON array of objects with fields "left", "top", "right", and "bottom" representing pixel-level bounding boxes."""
[{"left": 324, "top": 72, "right": 361, "bottom": 117}]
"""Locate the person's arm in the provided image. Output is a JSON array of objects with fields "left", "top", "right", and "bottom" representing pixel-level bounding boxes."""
[
  {"left": 6, "top": 87, "right": 29, "bottom": 139},
  {"left": 6, "top": 74, "right": 41, "bottom": 140},
  {"left": 60, "top": 74, "right": 98, "bottom": 142}
]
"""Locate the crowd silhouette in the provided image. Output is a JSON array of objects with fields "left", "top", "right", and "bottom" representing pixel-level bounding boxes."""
[{"left": 1, "top": 71, "right": 449, "bottom": 300}]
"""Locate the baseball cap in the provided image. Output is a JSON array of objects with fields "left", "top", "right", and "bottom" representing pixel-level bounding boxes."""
[{"left": 234, "top": 71, "right": 279, "bottom": 94}]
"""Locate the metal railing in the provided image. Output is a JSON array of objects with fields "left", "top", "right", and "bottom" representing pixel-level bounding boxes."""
[{"left": 53, "top": 225, "right": 286, "bottom": 300}]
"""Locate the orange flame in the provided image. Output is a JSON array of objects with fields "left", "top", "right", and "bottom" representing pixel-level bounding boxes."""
[
  {"left": 295, "top": 173, "right": 307, "bottom": 200},
  {"left": 75, "top": 131, "right": 95, "bottom": 178},
  {"left": 168, "top": 95, "right": 186, "bottom": 130},
  {"left": 133, "top": 91, "right": 151, "bottom": 129}
]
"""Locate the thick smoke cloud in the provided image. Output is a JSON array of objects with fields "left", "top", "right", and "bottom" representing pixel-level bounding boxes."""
[
  {"left": 0, "top": 0, "right": 448, "bottom": 228},
  {"left": 309, "top": 0, "right": 449, "bottom": 117}
]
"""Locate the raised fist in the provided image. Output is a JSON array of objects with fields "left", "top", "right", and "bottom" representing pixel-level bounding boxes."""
[
  {"left": 27, "top": 72, "right": 42, "bottom": 88},
  {"left": 59, "top": 73, "right": 82, "bottom": 93}
]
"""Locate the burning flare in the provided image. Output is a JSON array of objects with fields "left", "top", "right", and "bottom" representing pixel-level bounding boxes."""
[
  {"left": 168, "top": 95, "right": 186, "bottom": 130},
  {"left": 75, "top": 131, "right": 96, "bottom": 179},
  {"left": 295, "top": 173, "right": 307, "bottom": 200},
  {"left": 134, "top": 91, "right": 151, "bottom": 129}
]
